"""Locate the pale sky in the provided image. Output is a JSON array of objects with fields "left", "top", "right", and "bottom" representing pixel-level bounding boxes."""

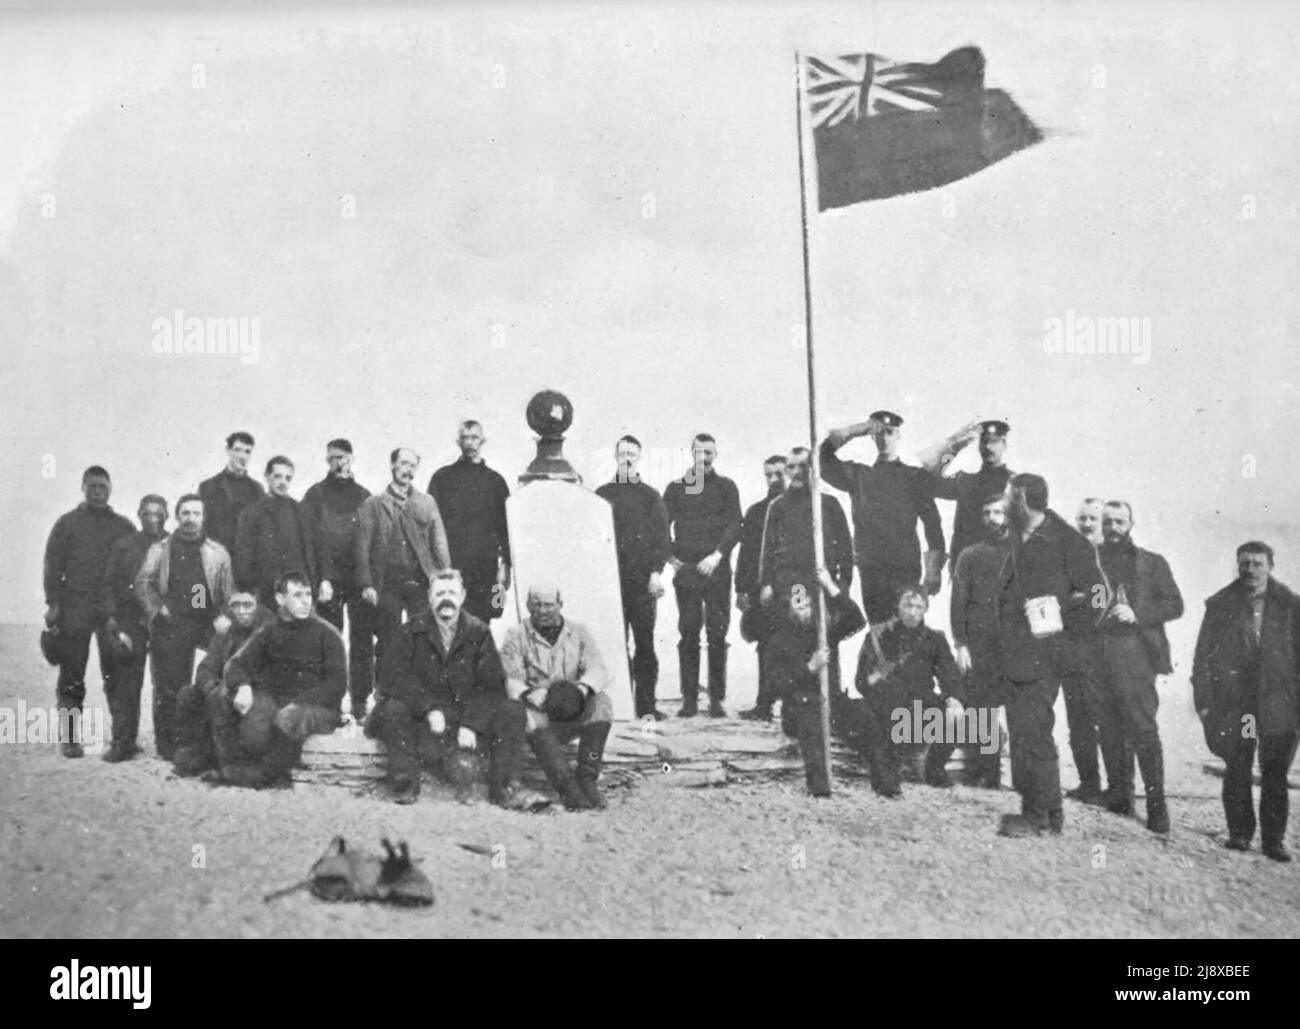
[{"left": 2, "top": 0, "right": 1297, "bottom": 674}]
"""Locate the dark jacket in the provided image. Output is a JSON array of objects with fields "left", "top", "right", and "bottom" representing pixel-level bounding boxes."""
[
  {"left": 856, "top": 620, "right": 963, "bottom": 708},
  {"left": 198, "top": 469, "right": 265, "bottom": 552},
  {"left": 376, "top": 610, "right": 506, "bottom": 732},
  {"left": 224, "top": 614, "right": 347, "bottom": 711},
  {"left": 101, "top": 530, "right": 168, "bottom": 636},
  {"left": 663, "top": 469, "right": 743, "bottom": 564},
  {"left": 819, "top": 441, "right": 944, "bottom": 568},
  {"left": 1096, "top": 539, "right": 1182, "bottom": 676},
  {"left": 43, "top": 503, "right": 135, "bottom": 625},
  {"left": 595, "top": 477, "right": 671, "bottom": 590},
  {"left": 766, "top": 592, "right": 866, "bottom": 699},
  {"left": 354, "top": 486, "right": 451, "bottom": 592},
  {"left": 951, "top": 536, "right": 1009, "bottom": 647},
  {"left": 996, "top": 509, "right": 1104, "bottom": 682},
  {"left": 195, "top": 606, "right": 277, "bottom": 691},
  {"left": 234, "top": 494, "right": 318, "bottom": 601},
  {"left": 428, "top": 459, "right": 511, "bottom": 585},
  {"left": 735, "top": 493, "right": 780, "bottom": 600},
  {"left": 759, "top": 488, "right": 854, "bottom": 599},
  {"left": 932, "top": 464, "right": 1013, "bottom": 568},
  {"left": 301, "top": 474, "right": 371, "bottom": 588},
  {"left": 1192, "top": 578, "right": 1299, "bottom": 737}
]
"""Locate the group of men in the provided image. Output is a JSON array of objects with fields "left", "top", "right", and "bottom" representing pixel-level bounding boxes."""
[{"left": 39, "top": 413, "right": 1299, "bottom": 858}]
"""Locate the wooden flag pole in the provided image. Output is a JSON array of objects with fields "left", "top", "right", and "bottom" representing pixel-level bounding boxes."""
[{"left": 794, "top": 51, "right": 834, "bottom": 790}]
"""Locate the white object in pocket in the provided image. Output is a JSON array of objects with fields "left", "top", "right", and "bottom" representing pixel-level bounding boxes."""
[{"left": 1024, "top": 594, "right": 1063, "bottom": 638}]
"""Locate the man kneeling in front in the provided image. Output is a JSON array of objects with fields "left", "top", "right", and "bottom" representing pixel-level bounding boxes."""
[
  {"left": 500, "top": 583, "right": 613, "bottom": 811},
  {"left": 368, "top": 570, "right": 549, "bottom": 810},
  {"left": 213, "top": 571, "right": 345, "bottom": 787}
]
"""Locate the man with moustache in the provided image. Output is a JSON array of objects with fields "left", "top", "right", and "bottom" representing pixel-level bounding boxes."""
[
  {"left": 136, "top": 494, "right": 234, "bottom": 760},
  {"left": 234, "top": 456, "right": 317, "bottom": 606},
  {"left": 995, "top": 473, "right": 1104, "bottom": 838},
  {"left": 735, "top": 455, "right": 787, "bottom": 722},
  {"left": 42, "top": 466, "right": 135, "bottom": 757},
  {"left": 355, "top": 447, "right": 452, "bottom": 655},
  {"left": 369, "top": 570, "right": 549, "bottom": 810},
  {"left": 595, "top": 435, "right": 671, "bottom": 720},
  {"left": 1060, "top": 497, "right": 1110, "bottom": 804},
  {"left": 820, "top": 411, "right": 945, "bottom": 626},
  {"left": 664, "top": 434, "right": 743, "bottom": 718},
  {"left": 98, "top": 494, "right": 170, "bottom": 762},
  {"left": 1090, "top": 501, "right": 1183, "bottom": 835},
  {"left": 428, "top": 421, "right": 512, "bottom": 624},
  {"left": 925, "top": 419, "right": 1014, "bottom": 569},
  {"left": 303, "top": 439, "right": 375, "bottom": 719},
  {"left": 1193, "top": 541, "right": 1300, "bottom": 862},
  {"left": 950, "top": 493, "right": 1012, "bottom": 788},
  {"left": 199, "top": 431, "right": 264, "bottom": 552}
]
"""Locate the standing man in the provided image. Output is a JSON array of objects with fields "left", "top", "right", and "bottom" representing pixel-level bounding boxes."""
[
  {"left": 303, "top": 439, "right": 374, "bottom": 718},
  {"left": 950, "top": 493, "right": 1012, "bottom": 788},
  {"left": 995, "top": 473, "right": 1104, "bottom": 838},
  {"left": 735, "top": 455, "right": 787, "bottom": 722},
  {"left": 233, "top": 456, "right": 316, "bottom": 606},
  {"left": 42, "top": 466, "right": 135, "bottom": 757},
  {"left": 198, "top": 431, "right": 264, "bottom": 552},
  {"left": 98, "top": 494, "right": 170, "bottom": 762},
  {"left": 1091, "top": 501, "right": 1183, "bottom": 834},
  {"left": 136, "top": 493, "right": 233, "bottom": 760},
  {"left": 355, "top": 447, "right": 451, "bottom": 665},
  {"left": 1060, "top": 497, "right": 1109, "bottom": 804},
  {"left": 428, "top": 420, "right": 512, "bottom": 623},
  {"left": 1193, "top": 542, "right": 1299, "bottom": 862},
  {"left": 664, "top": 433, "right": 743, "bottom": 718},
  {"left": 595, "top": 435, "right": 671, "bottom": 721},
  {"left": 925, "top": 419, "right": 1013, "bottom": 569},
  {"left": 820, "top": 411, "right": 945, "bottom": 626}
]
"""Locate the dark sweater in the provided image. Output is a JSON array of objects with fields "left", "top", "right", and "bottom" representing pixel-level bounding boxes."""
[
  {"left": 759, "top": 488, "right": 854, "bottom": 598},
  {"left": 234, "top": 494, "right": 317, "bottom": 601},
  {"left": 43, "top": 503, "right": 135, "bottom": 612},
  {"left": 428, "top": 459, "right": 511, "bottom": 580},
  {"left": 224, "top": 614, "right": 347, "bottom": 711},
  {"left": 302, "top": 474, "right": 371, "bottom": 587},
  {"left": 198, "top": 469, "right": 265, "bottom": 552},
  {"left": 663, "top": 469, "right": 743, "bottom": 564},
  {"left": 595, "top": 477, "right": 671, "bottom": 589},
  {"left": 101, "top": 529, "right": 167, "bottom": 633}
]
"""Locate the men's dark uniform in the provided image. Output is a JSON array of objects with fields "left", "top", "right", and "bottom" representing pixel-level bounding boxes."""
[
  {"left": 819, "top": 440, "right": 944, "bottom": 624},
  {"left": 99, "top": 528, "right": 167, "bottom": 756},
  {"left": 595, "top": 475, "right": 671, "bottom": 718},
  {"left": 734, "top": 487, "right": 782, "bottom": 712},
  {"left": 369, "top": 609, "right": 526, "bottom": 802},
  {"left": 1093, "top": 537, "right": 1182, "bottom": 826},
  {"left": 42, "top": 503, "right": 135, "bottom": 738},
  {"left": 766, "top": 591, "right": 865, "bottom": 795},
  {"left": 951, "top": 534, "right": 1010, "bottom": 786},
  {"left": 217, "top": 614, "right": 347, "bottom": 787},
  {"left": 198, "top": 468, "right": 264, "bottom": 552},
  {"left": 172, "top": 604, "right": 277, "bottom": 775},
  {"left": 996, "top": 511, "right": 1103, "bottom": 828},
  {"left": 663, "top": 468, "right": 742, "bottom": 710},
  {"left": 1060, "top": 605, "right": 1107, "bottom": 799},
  {"left": 933, "top": 464, "right": 1013, "bottom": 569},
  {"left": 234, "top": 493, "right": 317, "bottom": 606},
  {"left": 1193, "top": 577, "right": 1299, "bottom": 854},
  {"left": 428, "top": 458, "right": 511, "bottom": 622},
  {"left": 855, "top": 617, "right": 963, "bottom": 795},
  {"left": 302, "top": 472, "right": 375, "bottom": 713}
]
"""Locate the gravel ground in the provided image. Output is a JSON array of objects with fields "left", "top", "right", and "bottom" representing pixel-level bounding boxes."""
[{"left": 1, "top": 623, "right": 1296, "bottom": 939}]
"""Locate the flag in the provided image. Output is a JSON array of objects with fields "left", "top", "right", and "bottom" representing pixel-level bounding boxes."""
[{"left": 806, "top": 46, "right": 1043, "bottom": 210}]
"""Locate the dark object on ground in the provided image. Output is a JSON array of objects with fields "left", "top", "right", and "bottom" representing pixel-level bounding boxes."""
[{"left": 265, "top": 836, "right": 434, "bottom": 906}]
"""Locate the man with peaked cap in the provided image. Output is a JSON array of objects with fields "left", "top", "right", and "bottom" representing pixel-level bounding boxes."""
[
  {"left": 820, "top": 411, "right": 945, "bottom": 626},
  {"left": 924, "top": 419, "right": 1014, "bottom": 569}
]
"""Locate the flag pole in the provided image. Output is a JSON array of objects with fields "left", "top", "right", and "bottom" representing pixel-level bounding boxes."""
[{"left": 794, "top": 50, "right": 834, "bottom": 791}]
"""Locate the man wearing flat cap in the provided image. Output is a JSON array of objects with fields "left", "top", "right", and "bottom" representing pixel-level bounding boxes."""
[
  {"left": 820, "top": 411, "right": 945, "bottom": 625},
  {"left": 923, "top": 419, "right": 1014, "bottom": 570}
]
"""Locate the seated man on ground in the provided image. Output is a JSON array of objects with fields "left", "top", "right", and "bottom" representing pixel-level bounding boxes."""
[
  {"left": 367, "top": 569, "right": 549, "bottom": 810},
  {"left": 499, "top": 583, "right": 613, "bottom": 811}
]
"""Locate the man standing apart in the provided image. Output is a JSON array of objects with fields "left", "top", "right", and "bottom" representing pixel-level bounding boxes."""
[
  {"left": 595, "top": 435, "right": 671, "bottom": 720},
  {"left": 664, "top": 433, "right": 742, "bottom": 718},
  {"left": 42, "top": 466, "right": 135, "bottom": 757},
  {"left": 735, "top": 455, "right": 787, "bottom": 722},
  {"left": 234, "top": 456, "right": 316, "bottom": 606},
  {"left": 1193, "top": 542, "right": 1299, "bottom": 862},
  {"left": 303, "top": 439, "right": 374, "bottom": 719},
  {"left": 428, "top": 420, "right": 512, "bottom": 623},
  {"left": 198, "top": 431, "right": 264, "bottom": 552},
  {"left": 99, "top": 494, "right": 169, "bottom": 761},
  {"left": 820, "top": 411, "right": 944, "bottom": 626}
]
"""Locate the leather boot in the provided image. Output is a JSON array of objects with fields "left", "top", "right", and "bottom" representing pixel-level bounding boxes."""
[
  {"left": 677, "top": 643, "right": 700, "bottom": 717},
  {"left": 706, "top": 643, "right": 728, "bottom": 717},
  {"left": 529, "top": 730, "right": 590, "bottom": 810},
  {"left": 1137, "top": 736, "right": 1169, "bottom": 834},
  {"left": 575, "top": 722, "right": 611, "bottom": 809}
]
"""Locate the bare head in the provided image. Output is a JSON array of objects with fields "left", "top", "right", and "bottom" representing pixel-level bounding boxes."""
[
  {"left": 225, "top": 431, "right": 255, "bottom": 475},
  {"left": 457, "top": 421, "right": 485, "bottom": 462},
  {"left": 526, "top": 582, "right": 564, "bottom": 628},
  {"left": 1075, "top": 497, "right": 1104, "bottom": 544},
  {"left": 1101, "top": 501, "right": 1133, "bottom": 545}
]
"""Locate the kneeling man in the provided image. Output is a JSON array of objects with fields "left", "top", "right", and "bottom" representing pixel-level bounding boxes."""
[
  {"left": 500, "top": 583, "right": 613, "bottom": 811},
  {"left": 213, "top": 571, "right": 345, "bottom": 787},
  {"left": 369, "top": 570, "right": 548, "bottom": 809}
]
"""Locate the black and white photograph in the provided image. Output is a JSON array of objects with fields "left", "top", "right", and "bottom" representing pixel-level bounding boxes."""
[{"left": 1, "top": 0, "right": 1297, "bottom": 963}]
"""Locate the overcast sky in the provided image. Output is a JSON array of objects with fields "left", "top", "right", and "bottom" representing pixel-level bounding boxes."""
[{"left": 2, "top": 0, "right": 1297, "bottom": 672}]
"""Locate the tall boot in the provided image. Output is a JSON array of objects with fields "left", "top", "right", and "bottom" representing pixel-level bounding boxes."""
[
  {"left": 1137, "top": 735, "right": 1169, "bottom": 834},
  {"left": 677, "top": 643, "right": 700, "bottom": 717},
  {"left": 529, "top": 729, "right": 590, "bottom": 810},
  {"left": 59, "top": 700, "right": 84, "bottom": 759},
  {"left": 575, "top": 722, "right": 611, "bottom": 809},
  {"left": 706, "top": 643, "right": 728, "bottom": 717}
]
